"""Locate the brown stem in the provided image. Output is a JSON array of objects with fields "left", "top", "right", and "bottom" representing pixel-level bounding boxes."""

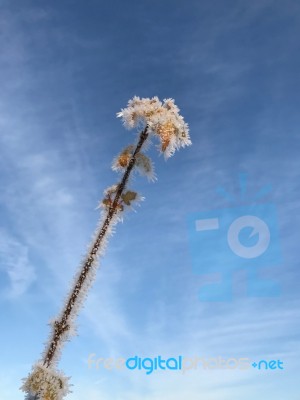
[{"left": 43, "top": 125, "right": 149, "bottom": 367}]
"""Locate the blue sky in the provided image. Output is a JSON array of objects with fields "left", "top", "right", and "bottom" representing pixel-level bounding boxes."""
[{"left": 0, "top": 0, "right": 299, "bottom": 399}]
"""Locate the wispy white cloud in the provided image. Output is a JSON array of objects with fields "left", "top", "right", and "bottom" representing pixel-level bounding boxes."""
[{"left": 0, "top": 229, "right": 35, "bottom": 298}]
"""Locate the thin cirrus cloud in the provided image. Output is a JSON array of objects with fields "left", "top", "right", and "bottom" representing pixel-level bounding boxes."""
[{"left": 0, "top": 229, "right": 35, "bottom": 299}]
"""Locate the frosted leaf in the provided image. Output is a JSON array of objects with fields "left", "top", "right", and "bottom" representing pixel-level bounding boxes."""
[
  {"left": 121, "top": 191, "right": 137, "bottom": 206},
  {"left": 112, "top": 145, "right": 135, "bottom": 172},
  {"left": 112, "top": 143, "right": 156, "bottom": 181},
  {"left": 135, "top": 153, "right": 156, "bottom": 181}
]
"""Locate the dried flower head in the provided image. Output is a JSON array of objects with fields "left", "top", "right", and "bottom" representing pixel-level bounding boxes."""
[{"left": 117, "top": 96, "right": 191, "bottom": 158}]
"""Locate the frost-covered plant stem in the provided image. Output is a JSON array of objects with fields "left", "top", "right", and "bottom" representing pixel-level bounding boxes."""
[
  {"left": 22, "top": 96, "right": 191, "bottom": 400},
  {"left": 43, "top": 125, "right": 149, "bottom": 368}
]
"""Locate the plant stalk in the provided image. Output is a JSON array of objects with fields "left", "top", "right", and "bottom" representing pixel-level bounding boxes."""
[{"left": 42, "top": 125, "right": 149, "bottom": 368}]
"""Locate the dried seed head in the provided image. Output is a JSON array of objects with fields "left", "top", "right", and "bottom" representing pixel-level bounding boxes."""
[{"left": 117, "top": 96, "right": 191, "bottom": 158}]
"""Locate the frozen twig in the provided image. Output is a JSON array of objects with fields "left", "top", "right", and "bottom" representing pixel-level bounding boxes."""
[{"left": 21, "top": 96, "right": 191, "bottom": 400}]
